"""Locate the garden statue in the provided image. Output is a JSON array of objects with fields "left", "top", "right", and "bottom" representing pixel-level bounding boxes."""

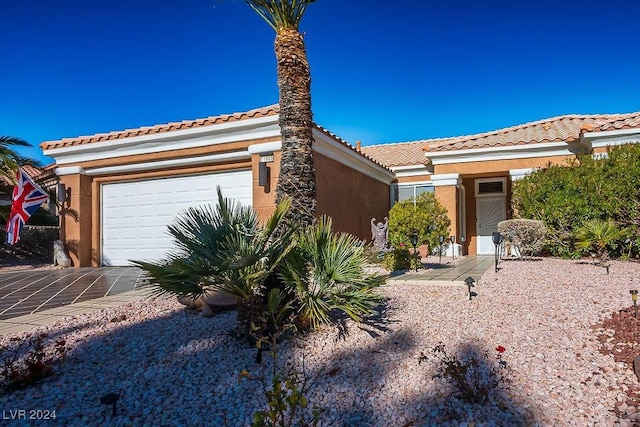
[
  {"left": 53, "top": 240, "right": 71, "bottom": 268},
  {"left": 371, "top": 217, "right": 390, "bottom": 251}
]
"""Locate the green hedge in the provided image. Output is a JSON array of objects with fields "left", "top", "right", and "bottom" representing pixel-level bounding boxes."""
[{"left": 512, "top": 143, "right": 640, "bottom": 258}]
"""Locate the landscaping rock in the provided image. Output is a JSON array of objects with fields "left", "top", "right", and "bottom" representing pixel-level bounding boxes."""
[{"left": 177, "top": 295, "right": 204, "bottom": 310}]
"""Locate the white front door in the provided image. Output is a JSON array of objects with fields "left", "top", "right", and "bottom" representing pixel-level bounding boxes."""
[{"left": 476, "top": 196, "right": 506, "bottom": 255}]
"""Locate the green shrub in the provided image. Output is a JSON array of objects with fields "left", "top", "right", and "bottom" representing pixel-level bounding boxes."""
[
  {"left": 381, "top": 247, "right": 411, "bottom": 271},
  {"left": 388, "top": 192, "right": 450, "bottom": 251},
  {"left": 497, "top": 219, "right": 546, "bottom": 258},
  {"left": 575, "top": 219, "right": 627, "bottom": 263},
  {"left": 512, "top": 143, "right": 640, "bottom": 258}
]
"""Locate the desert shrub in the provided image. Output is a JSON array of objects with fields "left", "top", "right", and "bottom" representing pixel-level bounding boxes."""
[
  {"left": 137, "top": 190, "right": 385, "bottom": 335},
  {"left": 497, "top": 219, "right": 546, "bottom": 258},
  {"left": 512, "top": 143, "right": 640, "bottom": 258},
  {"left": 388, "top": 192, "right": 450, "bottom": 251},
  {"left": 575, "top": 219, "right": 627, "bottom": 263},
  {"left": 1, "top": 333, "right": 68, "bottom": 394},
  {"left": 419, "top": 342, "right": 512, "bottom": 404},
  {"left": 381, "top": 247, "right": 411, "bottom": 271}
]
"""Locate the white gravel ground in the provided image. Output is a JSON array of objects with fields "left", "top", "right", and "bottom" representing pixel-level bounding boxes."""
[{"left": 2, "top": 258, "right": 639, "bottom": 426}]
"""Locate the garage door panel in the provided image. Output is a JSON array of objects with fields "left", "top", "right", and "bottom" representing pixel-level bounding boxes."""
[{"left": 101, "top": 171, "right": 252, "bottom": 266}]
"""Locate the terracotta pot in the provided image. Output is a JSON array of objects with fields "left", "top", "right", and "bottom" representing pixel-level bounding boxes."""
[{"left": 418, "top": 245, "right": 429, "bottom": 259}]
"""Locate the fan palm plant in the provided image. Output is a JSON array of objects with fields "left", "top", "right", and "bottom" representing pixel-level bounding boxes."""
[
  {"left": 278, "top": 216, "right": 385, "bottom": 330},
  {"left": 244, "top": 0, "right": 317, "bottom": 228},
  {"left": 0, "top": 136, "right": 31, "bottom": 183},
  {"left": 134, "top": 188, "right": 296, "bottom": 306},
  {"left": 575, "top": 218, "right": 627, "bottom": 263}
]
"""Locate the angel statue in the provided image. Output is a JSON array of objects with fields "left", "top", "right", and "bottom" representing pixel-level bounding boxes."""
[{"left": 371, "top": 217, "right": 390, "bottom": 251}]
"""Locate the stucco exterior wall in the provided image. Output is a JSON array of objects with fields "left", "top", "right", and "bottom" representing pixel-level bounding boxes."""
[
  {"left": 434, "top": 185, "right": 458, "bottom": 241},
  {"left": 315, "top": 152, "right": 390, "bottom": 241},
  {"left": 252, "top": 151, "right": 280, "bottom": 224},
  {"left": 58, "top": 173, "right": 94, "bottom": 266},
  {"left": 433, "top": 155, "right": 574, "bottom": 176}
]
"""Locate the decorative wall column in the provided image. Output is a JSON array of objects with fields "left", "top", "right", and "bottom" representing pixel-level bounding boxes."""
[
  {"left": 56, "top": 167, "right": 93, "bottom": 267},
  {"left": 431, "top": 173, "right": 461, "bottom": 242}
]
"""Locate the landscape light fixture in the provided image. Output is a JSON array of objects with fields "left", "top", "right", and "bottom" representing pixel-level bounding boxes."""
[
  {"left": 492, "top": 231, "right": 502, "bottom": 273},
  {"left": 450, "top": 236, "right": 456, "bottom": 260},
  {"left": 100, "top": 392, "right": 120, "bottom": 418},
  {"left": 410, "top": 231, "right": 419, "bottom": 271},
  {"left": 631, "top": 290, "right": 638, "bottom": 318},
  {"left": 465, "top": 276, "right": 476, "bottom": 300},
  {"left": 438, "top": 235, "right": 445, "bottom": 265}
]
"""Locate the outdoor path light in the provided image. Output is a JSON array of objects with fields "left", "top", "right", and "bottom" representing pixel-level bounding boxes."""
[
  {"left": 438, "top": 235, "right": 445, "bottom": 265},
  {"left": 410, "top": 231, "right": 419, "bottom": 271},
  {"left": 631, "top": 290, "right": 638, "bottom": 318},
  {"left": 450, "top": 236, "right": 456, "bottom": 260},
  {"left": 100, "top": 392, "right": 120, "bottom": 418},
  {"left": 492, "top": 231, "right": 502, "bottom": 273},
  {"left": 465, "top": 276, "right": 476, "bottom": 300}
]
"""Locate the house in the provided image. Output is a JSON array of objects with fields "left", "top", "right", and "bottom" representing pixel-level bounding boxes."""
[
  {"left": 42, "top": 106, "right": 640, "bottom": 266},
  {"left": 361, "top": 112, "right": 640, "bottom": 255},
  {"left": 41, "top": 105, "right": 394, "bottom": 266}
]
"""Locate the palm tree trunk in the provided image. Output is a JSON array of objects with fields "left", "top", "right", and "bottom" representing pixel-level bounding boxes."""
[{"left": 274, "top": 28, "right": 316, "bottom": 228}]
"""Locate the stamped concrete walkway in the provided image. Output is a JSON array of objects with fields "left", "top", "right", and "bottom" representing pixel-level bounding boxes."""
[
  {"left": 0, "top": 257, "right": 494, "bottom": 336},
  {"left": 0, "top": 268, "right": 150, "bottom": 336},
  {"left": 386, "top": 255, "right": 494, "bottom": 286}
]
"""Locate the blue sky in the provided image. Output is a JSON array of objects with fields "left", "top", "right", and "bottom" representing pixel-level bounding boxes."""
[{"left": 3, "top": 0, "right": 640, "bottom": 165}]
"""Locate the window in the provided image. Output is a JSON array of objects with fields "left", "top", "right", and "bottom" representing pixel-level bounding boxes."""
[
  {"left": 475, "top": 178, "right": 506, "bottom": 197},
  {"left": 397, "top": 184, "right": 434, "bottom": 202},
  {"left": 478, "top": 181, "right": 503, "bottom": 194}
]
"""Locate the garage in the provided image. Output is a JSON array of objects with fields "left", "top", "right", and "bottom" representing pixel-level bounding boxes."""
[{"left": 101, "top": 170, "right": 252, "bottom": 266}]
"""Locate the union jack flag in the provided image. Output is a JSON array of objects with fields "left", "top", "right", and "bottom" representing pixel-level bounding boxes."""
[{"left": 5, "top": 168, "right": 49, "bottom": 245}]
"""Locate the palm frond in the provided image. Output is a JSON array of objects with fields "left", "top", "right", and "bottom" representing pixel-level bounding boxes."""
[
  {"left": 0, "top": 136, "right": 29, "bottom": 147},
  {"left": 279, "top": 215, "right": 385, "bottom": 330},
  {"left": 244, "top": 0, "right": 316, "bottom": 32}
]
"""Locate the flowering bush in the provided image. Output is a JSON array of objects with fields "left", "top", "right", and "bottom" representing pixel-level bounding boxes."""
[{"left": 419, "top": 342, "right": 512, "bottom": 404}]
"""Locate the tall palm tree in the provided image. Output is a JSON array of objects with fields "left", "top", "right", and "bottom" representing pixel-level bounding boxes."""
[
  {"left": 245, "top": 0, "right": 317, "bottom": 228},
  {"left": 0, "top": 136, "right": 30, "bottom": 183}
]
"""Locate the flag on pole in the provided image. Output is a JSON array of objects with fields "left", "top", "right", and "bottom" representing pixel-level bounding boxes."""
[{"left": 5, "top": 168, "right": 49, "bottom": 245}]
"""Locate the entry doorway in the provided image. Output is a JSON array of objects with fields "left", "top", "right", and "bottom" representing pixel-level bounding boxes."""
[{"left": 475, "top": 178, "right": 507, "bottom": 255}]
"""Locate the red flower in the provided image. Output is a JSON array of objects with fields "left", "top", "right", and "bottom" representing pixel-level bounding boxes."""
[{"left": 496, "top": 346, "right": 506, "bottom": 353}]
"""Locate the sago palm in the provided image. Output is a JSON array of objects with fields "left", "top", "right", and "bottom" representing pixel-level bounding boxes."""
[
  {"left": 278, "top": 216, "right": 385, "bottom": 330},
  {"left": 575, "top": 218, "right": 626, "bottom": 263},
  {"left": 244, "top": 0, "right": 317, "bottom": 228},
  {"left": 134, "top": 188, "right": 296, "bottom": 303}
]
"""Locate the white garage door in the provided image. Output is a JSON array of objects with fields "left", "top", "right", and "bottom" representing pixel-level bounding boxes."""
[{"left": 101, "top": 170, "right": 252, "bottom": 266}]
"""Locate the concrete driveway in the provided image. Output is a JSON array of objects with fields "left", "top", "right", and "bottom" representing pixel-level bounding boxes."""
[{"left": 0, "top": 267, "right": 146, "bottom": 321}]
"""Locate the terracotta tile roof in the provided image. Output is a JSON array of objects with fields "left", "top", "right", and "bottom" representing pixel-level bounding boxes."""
[
  {"left": 40, "top": 105, "right": 280, "bottom": 151},
  {"left": 39, "top": 104, "right": 391, "bottom": 173},
  {"left": 425, "top": 112, "right": 640, "bottom": 152},
  {"left": 0, "top": 164, "right": 53, "bottom": 187},
  {"left": 361, "top": 112, "right": 640, "bottom": 166},
  {"left": 358, "top": 141, "right": 430, "bottom": 168},
  {"left": 312, "top": 124, "right": 391, "bottom": 172}
]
